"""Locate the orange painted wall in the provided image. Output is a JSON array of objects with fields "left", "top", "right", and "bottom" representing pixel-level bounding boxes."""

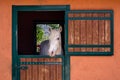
[{"left": 0, "top": 0, "right": 120, "bottom": 80}]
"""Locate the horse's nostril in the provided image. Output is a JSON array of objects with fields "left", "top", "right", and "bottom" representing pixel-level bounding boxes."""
[{"left": 51, "top": 51, "right": 53, "bottom": 54}]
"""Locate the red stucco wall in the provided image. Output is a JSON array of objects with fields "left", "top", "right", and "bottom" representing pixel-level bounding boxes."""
[{"left": 0, "top": 0, "right": 120, "bottom": 80}]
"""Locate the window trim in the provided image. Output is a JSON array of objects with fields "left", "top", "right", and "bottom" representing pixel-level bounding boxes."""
[{"left": 12, "top": 5, "right": 70, "bottom": 80}]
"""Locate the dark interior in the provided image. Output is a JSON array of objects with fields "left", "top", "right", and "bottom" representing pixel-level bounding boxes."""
[{"left": 18, "top": 11, "right": 65, "bottom": 55}]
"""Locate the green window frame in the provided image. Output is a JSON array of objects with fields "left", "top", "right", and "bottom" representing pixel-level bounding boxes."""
[{"left": 12, "top": 5, "right": 70, "bottom": 80}]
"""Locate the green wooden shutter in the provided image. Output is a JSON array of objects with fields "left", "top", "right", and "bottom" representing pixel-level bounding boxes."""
[{"left": 66, "top": 10, "right": 114, "bottom": 55}]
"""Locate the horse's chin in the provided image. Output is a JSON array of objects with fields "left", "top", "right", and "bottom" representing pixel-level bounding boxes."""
[{"left": 49, "top": 53, "right": 56, "bottom": 57}]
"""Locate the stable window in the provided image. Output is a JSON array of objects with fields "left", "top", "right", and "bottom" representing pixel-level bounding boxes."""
[
  {"left": 12, "top": 5, "right": 70, "bottom": 80},
  {"left": 66, "top": 10, "right": 113, "bottom": 55}
]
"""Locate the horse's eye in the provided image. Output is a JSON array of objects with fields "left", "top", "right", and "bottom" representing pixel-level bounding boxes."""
[{"left": 57, "top": 37, "right": 59, "bottom": 40}]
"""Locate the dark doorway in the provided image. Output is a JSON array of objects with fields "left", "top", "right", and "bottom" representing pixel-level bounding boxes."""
[{"left": 18, "top": 11, "right": 65, "bottom": 55}]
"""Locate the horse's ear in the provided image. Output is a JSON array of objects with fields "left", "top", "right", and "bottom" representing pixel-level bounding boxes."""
[{"left": 59, "top": 26, "right": 62, "bottom": 32}]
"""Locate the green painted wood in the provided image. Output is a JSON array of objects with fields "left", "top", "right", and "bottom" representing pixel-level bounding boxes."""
[
  {"left": 67, "top": 52, "right": 112, "bottom": 56},
  {"left": 68, "top": 17, "right": 111, "bottom": 20},
  {"left": 110, "top": 11, "right": 114, "bottom": 54},
  {"left": 20, "top": 62, "right": 62, "bottom": 65},
  {"left": 18, "top": 55, "right": 64, "bottom": 58},
  {"left": 68, "top": 45, "right": 111, "bottom": 47},
  {"left": 64, "top": 56, "right": 70, "bottom": 80},
  {"left": 64, "top": 10, "right": 68, "bottom": 55},
  {"left": 67, "top": 10, "right": 113, "bottom": 13},
  {"left": 12, "top": 6, "right": 18, "bottom": 80},
  {"left": 66, "top": 10, "right": 114, "bottom": 56},
  {"left": 12, "top": 5, "right": 70, "bottom": 11}
]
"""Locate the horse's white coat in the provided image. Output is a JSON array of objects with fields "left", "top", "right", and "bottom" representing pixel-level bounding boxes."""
[{"left": 48, "top": 27, "right": 62, "bottom": 57}]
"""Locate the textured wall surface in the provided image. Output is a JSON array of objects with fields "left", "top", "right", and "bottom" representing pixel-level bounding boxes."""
[{"left": 0, "top": 0, "right": 120, "bottom": 80}]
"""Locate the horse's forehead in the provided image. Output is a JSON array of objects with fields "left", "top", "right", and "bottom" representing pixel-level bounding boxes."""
[
  {"left": 51, "top": 30, "right": 60, "bottom": 35},
  {"left": 49, "top": 30, "right": 60, "bottom": 39}
]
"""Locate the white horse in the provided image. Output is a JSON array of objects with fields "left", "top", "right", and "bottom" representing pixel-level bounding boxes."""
[{"left": 40, "top": 26, "right": 62, "bottom": 57}]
